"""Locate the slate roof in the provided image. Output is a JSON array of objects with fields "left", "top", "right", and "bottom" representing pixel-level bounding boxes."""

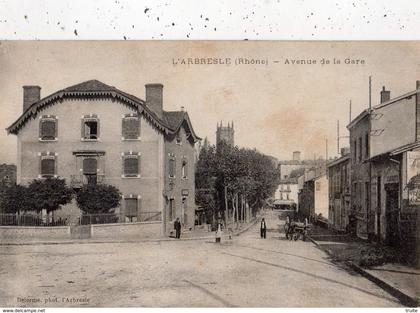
[
  {"left": 7, "top": 80, "right": 200, "bottom": 141},
  {"left": 163, "top": 111, "right": 185, "bottom": 129},
  {"left": 63, "top": 80, "right": 117, "bottom": 92}
]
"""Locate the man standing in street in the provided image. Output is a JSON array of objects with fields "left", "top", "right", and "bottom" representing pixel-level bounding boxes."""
[
  {"left": 260, "top": 217, "right": 267, "bottom": 239},
  {"left": 174, "top": 217, "right": 182, "bottom": 239}
]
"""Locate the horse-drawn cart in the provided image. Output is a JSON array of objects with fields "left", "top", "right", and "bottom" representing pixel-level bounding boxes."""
[{"left": 284, "top": 217, "right": 310, "bottom": 241}]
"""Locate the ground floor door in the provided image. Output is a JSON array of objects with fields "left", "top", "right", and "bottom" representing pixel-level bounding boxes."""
[{"left": 385, "top": 183, "right": 399, "bottom": 246}]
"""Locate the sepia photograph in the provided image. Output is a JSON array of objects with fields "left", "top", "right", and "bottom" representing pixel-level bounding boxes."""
[{"left": 0, "top": 40, "right": 419, "bottom": 309}]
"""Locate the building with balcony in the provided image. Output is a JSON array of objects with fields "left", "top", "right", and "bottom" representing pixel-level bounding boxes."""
[{"left": 6, "top": 80, "right": 200, "bottom": 235}]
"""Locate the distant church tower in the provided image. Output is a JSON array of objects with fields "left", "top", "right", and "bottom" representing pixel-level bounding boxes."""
[{"left": 216, "top": 121, "right": 235, "bottom": 147}]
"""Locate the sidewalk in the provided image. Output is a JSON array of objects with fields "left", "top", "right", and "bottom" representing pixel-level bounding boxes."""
[
  {"left": 308, "top": 224, "right": 420, "bottom": 307},
  {"left": 0, "top": 218, "right": 258, "bottom": 246}
]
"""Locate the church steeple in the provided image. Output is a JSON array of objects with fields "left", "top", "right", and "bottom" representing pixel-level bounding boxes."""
[{"left": 216, "top": 120, "right": 235, "bottom": 147}]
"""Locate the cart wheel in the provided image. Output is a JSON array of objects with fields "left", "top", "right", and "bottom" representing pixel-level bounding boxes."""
[{"left": 293, "top": 233, "right": 299, "bottom": 241}]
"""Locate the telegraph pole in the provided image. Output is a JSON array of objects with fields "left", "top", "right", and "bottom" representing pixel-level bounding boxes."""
[
  {"left": 326, "top": 138, "right": 328, "bottom": 161},
  {"left": 369, "top": 76, "right": 372, "bottom": 111},
  {"left": 337, "top": 120, "right": 340, "bottom": 155}
]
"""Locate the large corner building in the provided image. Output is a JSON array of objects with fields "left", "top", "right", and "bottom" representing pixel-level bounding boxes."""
[{"left": 6, "top": 80, "right": 200, "bottom": 235}]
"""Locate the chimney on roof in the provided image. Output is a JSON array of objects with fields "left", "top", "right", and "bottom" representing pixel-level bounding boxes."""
[
  {"left": 416, "top": 80, "right": 420, "bottom": 90},
  {"left": 23, "top": 86, "right": 41, "bottom": 112},
  {"left": 293, "top": 151, "right": 301, "bottom": 161},
  {"left": 380, "top": 86, "right": 390, "bottom": 104},
  {"left": 145, "top": 83, "right": 163, "bottom": 117}
]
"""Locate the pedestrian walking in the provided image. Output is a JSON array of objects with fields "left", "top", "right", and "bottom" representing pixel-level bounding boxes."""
[
  {"left": 260, "top": 218, "right": 267, "bottom": 239},
  {"left": 174, "top": 217, "right": 182, "bottom": 239}
]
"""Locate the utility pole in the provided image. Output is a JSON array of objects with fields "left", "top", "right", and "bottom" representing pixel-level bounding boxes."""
[
  {"left": 337, "top": 120, "right": 340, "bottom": 155},
  {"left": 369, "top": 76, "right": 372, "bottom": 112},
  {"left": 326, "top": 138, "right": 328, "bottom": 161},
  {"left": 349, "top": 100, "right": 352, "bottom": 124}
]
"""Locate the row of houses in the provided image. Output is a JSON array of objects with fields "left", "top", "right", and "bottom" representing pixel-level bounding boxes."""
[
  {"left": 274, "top": 80, "right": 420, "bottom": 258},
  {"left": 274, "top": 151, "right": 328, "bottom": 222},
  {"left": 329, "top": 81, "right": 420, "bottom": 251}
]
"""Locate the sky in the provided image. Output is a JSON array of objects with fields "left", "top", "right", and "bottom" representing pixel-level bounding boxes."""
[{"left": 0, "top": 41, "right": 419, "bottom": 164}]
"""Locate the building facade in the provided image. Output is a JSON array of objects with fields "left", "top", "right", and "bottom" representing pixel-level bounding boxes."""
[
  {"left": 327, "top": 150, "right": 351, "bottom": 232},
  {"left": 368, "top": 82, "right": 420, "bottom": 251},
  {"left": 7, "top": 80, "right": 200, "bottom": 235},
  {"left": 297, "top": 167, "right": 328, "bottom": 221},
  {"left": 0, "top": 164, "right": 16, "bottom": 187},
  {"left": 347, "top": 110, "right": 371, "bottom": 239},
  {"left": 274, "top": 178, "right": 298, "bottom": 210}
]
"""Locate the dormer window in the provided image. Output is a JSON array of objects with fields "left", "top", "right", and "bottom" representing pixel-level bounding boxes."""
[
  {"left": 122, "top": 113, "right": 140, "bottom": 140},
  {"left": 39, "top": 115, "right": 57, "bottom": 141},
  {"left": 82, "top": 115, "right": 99, "bottom": 141}
]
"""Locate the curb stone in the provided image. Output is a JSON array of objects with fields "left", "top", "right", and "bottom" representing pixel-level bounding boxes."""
[
  {"left": 307, "top": 234, "right": 419, "bottom": 307},
  {"left": 347, "top": 262, "right": 419, "bottom": 307},
  {"left": 0, "top": 235, "right": 219, "bottom": 246}
]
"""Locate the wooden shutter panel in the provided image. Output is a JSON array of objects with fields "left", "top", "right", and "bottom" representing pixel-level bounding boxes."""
[
  {"left": 169, "top": 159, "right": 175, "bottom": 177},
  {"left": 122, "top": 117, "right": 139, "bottom": 139},
  {"left": 124, "top": 157, "right": 139, "bottom": 176},
  {"left": 125, "top": 198, "right": 138, "bottom": 217},
  {"left": 40, "top": 119, "right": 56, "bottom": 140},
  {"left": 83, "top": 158, "right": 97, "bottom": 174},
  {"left": 41, "top": 158, "right": 55, "bottom": 176},
  {"left": 183, "top": 161, "right": 188, "bottom": 178},
  {"left": 81, "top": 118, "right": 85, "bottom": 139}
]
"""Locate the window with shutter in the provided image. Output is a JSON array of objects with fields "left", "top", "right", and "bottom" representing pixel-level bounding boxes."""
[
  {"left": 122, "top": 116, "right": 140, "bottom": 139},
  {"left": 83, "top": 158, "right": 97, "bottom": 175},
  {"left": 82, "top": 116, "right": 99, "bottom": 140},
  {"left": 123, "top": 154, "right": 140, "bottom": 177},
  {"left": 169, "top": 158, "right": 175, "bottom": 178},
  {"left": 41, "top": 157, "right": 55, "bottom": 177},
  {"left": 125, "top": 198, "right": 138, "bottom": 217},
  {"left": 40, "top": 119, "right": 57, "bottom": 140},
  {"left": 182, "top": 160, "right": 188, "bottom": 178}
]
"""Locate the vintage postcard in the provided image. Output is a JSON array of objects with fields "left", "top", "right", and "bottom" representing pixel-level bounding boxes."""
[{"left": 0, "top": 41, "right": 419, "bottom": 309}]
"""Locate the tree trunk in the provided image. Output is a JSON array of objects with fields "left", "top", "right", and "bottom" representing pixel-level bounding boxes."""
[
  {"left": 224, "top": 185, "right": 228, "bottom": 230},
  {"left": 241, "top": 194, "right": 244, "bottom": 223}
]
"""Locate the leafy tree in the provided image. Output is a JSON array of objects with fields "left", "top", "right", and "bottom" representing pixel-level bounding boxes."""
[
  {"left": 26, "top": 178, "right": 73, "bottom": 214},
  {"left": 76, "top": 184, "right": 121, "bottom": 214},
  {"left": 195, "top": 142, "right": 218, "bottom": 225},
  {"left": 0, "top": 184, "right": 29, "bottom": 214},
  {"left": 196, "top": 140, "right": 280, "bottom": 226}
]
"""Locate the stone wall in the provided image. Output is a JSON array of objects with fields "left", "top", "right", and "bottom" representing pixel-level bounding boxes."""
[{"left": 0, "top": 225, "right": 70, "bottom": 240}]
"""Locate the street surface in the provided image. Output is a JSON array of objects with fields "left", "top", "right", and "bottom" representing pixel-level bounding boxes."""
[{"left": 0, "top": 211, "right": 402, "bottom": 307}]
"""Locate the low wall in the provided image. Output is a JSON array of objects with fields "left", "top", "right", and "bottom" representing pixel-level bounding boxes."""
[
  {"left": 0, "top": 225, "right": 70, "bottom": 240},
  {"left": 91, "top": 222, "right": 162, "bottom": 239},
  {"left": 0, "top": 222, "right": 163, "bottom": 242}
]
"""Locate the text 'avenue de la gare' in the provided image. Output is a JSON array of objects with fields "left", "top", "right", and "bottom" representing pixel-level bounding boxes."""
[{"left": 171, "top": 57, "right": 366, "bottom": 66}]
